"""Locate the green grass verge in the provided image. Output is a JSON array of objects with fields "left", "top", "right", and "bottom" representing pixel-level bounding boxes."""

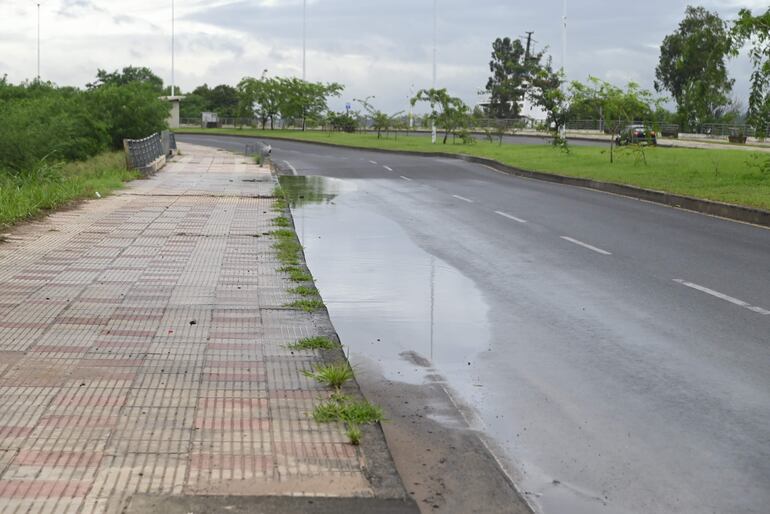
[
  {"left": 178, "top": 128, "right": 770, "bottom": 211},
  {"left": 0, "top": 152, "right": 138, "bottom": 229},
  {"left": 290, "top": 285, "right": 320, "bottom": 297}
]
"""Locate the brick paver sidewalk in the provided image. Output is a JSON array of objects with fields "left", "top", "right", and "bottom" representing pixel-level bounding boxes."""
[{"left": 0, "top": 144, "right": 394, "bottom": 513}]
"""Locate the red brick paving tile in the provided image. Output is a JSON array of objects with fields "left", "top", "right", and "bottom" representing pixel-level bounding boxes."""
[
  {"left": 188, "top": 454, "right": 272, "bottom": 471},
  {"left": 0, "top": 480, "right": 92, "bottom": 498},
  {"left": 38, "top": 415, "right": 118, "bottom": 430},
  {"left": 14, "top": 451, "right": 103, "bottom": 469},
  {"left": 0, "top": 427, "right": 34, "bottom": 438}
]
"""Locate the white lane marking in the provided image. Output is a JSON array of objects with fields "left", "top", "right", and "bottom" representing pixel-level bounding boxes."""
[
  {"left": 400, "top": 175, "right": 412, "bottom": 181},
  {"left": 283, "top": 160, "right": 298, "bottom": 176},
  {"left": 369, "top": 160, "right": 378, "bottom": 165},
  {"left": 453, "top": 195, "right": 473, "bottom": 203},
  {"left": 673, "top": 279, "right": 770, "bottom": 315},
  {"left": 560, "top": 236, "right": 612, "bottom": 255},
  {"left": 494, "top": 210, "right": 527, "bottom": 223},
  {"left": 383, "top": 165, "right": 393, "bottom": 171}
]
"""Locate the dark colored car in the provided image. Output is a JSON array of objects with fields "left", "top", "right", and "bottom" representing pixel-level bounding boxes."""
[{"left": 616, "top": 125, "right": 657, "bottom": 146}]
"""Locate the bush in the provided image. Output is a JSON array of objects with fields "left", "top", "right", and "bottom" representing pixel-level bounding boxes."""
[{"left": 88, "top": 82, "right": 169, "bottom": 149}]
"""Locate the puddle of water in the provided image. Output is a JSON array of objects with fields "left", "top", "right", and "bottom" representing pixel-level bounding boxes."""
[{"left": 280, "top": 175, "right": 490, "bottom": 384}]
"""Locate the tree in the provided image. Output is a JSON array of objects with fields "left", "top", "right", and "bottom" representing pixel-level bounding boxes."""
[
  {"left": 569, "top": 77, "right": 662, "bottom": 162},
  {"left": 527, "top": 58, "right": 566, "bottom": 143},
  {"left": 277, "top": 78, "right": 343, "bottom": 130},
  {"left": 733, "top": 7, "right": 770, "bottom": 139},
  {"left": 485, "top": 37, "right": 545, "bottom": 119},
  {"left": 353, "top": 97, "right": 403, "bottom": 138},
  {"left": 411, "top": 88, "right": 471, "bottom": 144},
  {"left": 238, "top": 74, "right": 282, "bottom": 129},
  {"left": 87, "top": 66, "right": 164, "bottom": 93},
  {"left": 655, "top": 6, "right": 737, "bottom": 131},
  {"left": 87, "top": 82, "right": 169, "bottom": 149}
]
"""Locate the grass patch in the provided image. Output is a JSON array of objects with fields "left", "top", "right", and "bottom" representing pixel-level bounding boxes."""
[
  {"left": 286, "top": 298, "right": 325, "bottom": 312},
  {"left": 303, "top": 362, "right": 354, "bottom": 390},
  {"left": 273, "top": 239, "right": 302, "bottom": 266},
  {"left": 312, "top": 398, "right": 384, "bottom": 424},
  {"left": 179, "top": 128, "right": 770, "bottom": 210},
  {"left": 279, "top": 266, "right": 313, "bottom": 282},
  {"left": 0, "top": 151, "right": 137, "bottom": 228},
  {"left": 288, "top": 336, "right": 338, "bottom": 351},
  {"left": 270, "top": 229, "right": 295, "bottom": 238},
  {"left": 290, "top": 285, "right": 320, "bottom": 297},
  {"left": 272, "top": 216, "right": 291, "bottom": 228},
  {"left": 346, "top": 425, "right": 362, "bottom": 446}
]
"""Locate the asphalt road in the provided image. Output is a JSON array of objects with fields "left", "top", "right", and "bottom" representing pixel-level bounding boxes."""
[{"left": 178, "top": 134, "right": 770, "bottom": 514}]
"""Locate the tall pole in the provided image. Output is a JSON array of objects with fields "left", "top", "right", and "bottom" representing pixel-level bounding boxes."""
[
  {"left": 561, "top": 0, "right": 567, "bottom": 141},
  {"left": 171, "top": 0, "right": 175, "bottom": 96},
  {"left": 302, "top": 0, "right": 307, "bottom": 81},
  {"left": 431, "top": 0, "right": 437, "bottom": 144},
  {"left": 36, "top": 2, "right": 40, "bottom": 81}
]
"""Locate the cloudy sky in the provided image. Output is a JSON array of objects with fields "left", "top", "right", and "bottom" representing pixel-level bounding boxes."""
[{"left": 0, "top": 0, "right": 764, "bottom": 113}]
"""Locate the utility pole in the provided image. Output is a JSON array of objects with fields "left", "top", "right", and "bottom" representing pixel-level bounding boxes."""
[
  {"left": 431, "top": 0, "right": 437, "bottom": 144},
  {"left": 302, "top": 0, "right": 307, "bottom": 81},
  {"left": 524, "top": 31, "right": 534, "bottom": 63},
  {"left": 171, "top": 0, "right": 175, "bottom": 96}
]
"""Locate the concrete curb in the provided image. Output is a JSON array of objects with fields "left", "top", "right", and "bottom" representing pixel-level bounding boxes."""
[{"left": 177, "top": 131, "right": 770, "bottom": 228}]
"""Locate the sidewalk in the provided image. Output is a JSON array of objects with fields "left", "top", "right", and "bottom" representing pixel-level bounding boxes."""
[{"left": 0, "top": 144, "right": 414, "bottom": 513}]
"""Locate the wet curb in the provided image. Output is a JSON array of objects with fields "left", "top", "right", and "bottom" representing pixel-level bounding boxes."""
[{"left": 179, "top": 131, "right": 770, "bottom": 228}]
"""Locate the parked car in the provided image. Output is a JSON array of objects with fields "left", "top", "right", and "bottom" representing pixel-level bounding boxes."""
[{"left": 616, "top": 125, "right": 657, "bottom": 146}]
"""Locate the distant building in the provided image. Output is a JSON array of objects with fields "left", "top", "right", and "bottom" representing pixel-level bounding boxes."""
[{"left": 160, "top": 96, "right": 184, "bottom": 129}]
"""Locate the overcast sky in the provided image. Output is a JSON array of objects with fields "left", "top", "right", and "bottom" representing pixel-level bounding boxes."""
[{"left": 0, "top": 0, "right": 764, "bottom": 113}]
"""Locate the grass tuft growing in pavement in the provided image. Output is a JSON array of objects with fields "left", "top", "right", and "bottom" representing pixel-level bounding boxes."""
[
  {"left": 346, "top": 425, "right": 362, "bottom": 446},
  {"left": 290, "top": 285, "right": 320, "bottom": 297},
  {"left": 311, "top": 395, "right": 385, "bottom": 445},
  {"left": 279, "top": 266, "right": 313, "bottom": 283},
  {"left": 288, "top": 336, "right": 338, "bottom": 351},
  {"left": 304, "top": 362, "right": 354, "bottom": 390},
  {"left": 286, "top": 298, "right": 325, "bottom": 312},
  {"left": 272, "top": 216, "right": 291, "bottom": 228}
]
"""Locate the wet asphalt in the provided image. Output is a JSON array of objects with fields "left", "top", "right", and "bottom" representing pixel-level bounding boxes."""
[{"left": 178, "top": 133, "right": 770, "bottom": 514}]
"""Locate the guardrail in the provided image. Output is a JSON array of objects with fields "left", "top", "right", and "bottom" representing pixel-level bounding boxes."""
[{"left": 123, "top": 131, "right": 177, "bottom": 176}]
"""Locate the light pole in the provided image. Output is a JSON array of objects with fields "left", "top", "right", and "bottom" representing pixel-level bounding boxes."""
[
  {"left": 302, "top": 0, "right": 307, "bottom": 81},
  {"left": 561, "top": 0, "right": 567, "bottom": 141},
  {"left": 431, "top": 0, "right": 437, "bottom": 144},
  {"left": 171, "top": 0, "right": 175, "bottom": 96},
  {"left": 35, "top": 2, "right": 40, "bottom": 81}
]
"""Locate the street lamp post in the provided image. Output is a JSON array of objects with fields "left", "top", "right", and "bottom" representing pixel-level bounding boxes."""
[
  {"left": 431, "top": 0, "right": 437, "bottom": 144},
  {"left": 171, "top": 0, "right": 175, "bottom": 96},
  {"left": 35, "top": 2, "right": 40, "bottom": 81},
  {"left": 302, "top": 0, "right": 307, "bottom": 81},
  {"left": 561, "top": 0, "right": 567, "bottom": 141}
]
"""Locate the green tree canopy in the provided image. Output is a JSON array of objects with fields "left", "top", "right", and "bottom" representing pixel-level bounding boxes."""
[
  {"left": 87, "top": 66, "right": 164, "bottom": 93},
  {"left": 485, "top": 37, "right": 545, "bottom": 119},
  {"left": 655, "top": 6, "right": 737, "bottom": 130},
  {"left": 411, "top": 88, "right": 471, "bottom": 144},
  {"left": 733, "top": 7, "right": 770, "bottom": 138}
]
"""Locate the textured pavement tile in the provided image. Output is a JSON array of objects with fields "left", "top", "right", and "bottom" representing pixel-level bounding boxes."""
[{"left": 0, "top": 144, "right": 372, "bottom": 513}]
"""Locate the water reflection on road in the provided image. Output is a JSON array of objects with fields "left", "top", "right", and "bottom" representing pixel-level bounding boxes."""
[{"left": 280, "top": 175, "right": 491, "bottom": 385}]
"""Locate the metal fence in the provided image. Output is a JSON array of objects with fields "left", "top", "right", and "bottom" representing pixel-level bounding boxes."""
[{"left": 124, "top": 131, "right": 177, "bottom": 174}]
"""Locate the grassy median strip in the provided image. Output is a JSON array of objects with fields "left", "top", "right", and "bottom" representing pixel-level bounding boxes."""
[
  {"left": 0, "top": 152, "right": 137, "bottom": 229},
  {"left": 180, "top": 128, "right": 770, "bottom": 211}
]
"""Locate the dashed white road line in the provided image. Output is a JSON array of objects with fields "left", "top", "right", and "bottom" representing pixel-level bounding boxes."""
[
  {"left": 369, "top": 160, "right": 378, "bottom": 165},
  {"left": 283, "top": 160, "right": 298, "bottom": 176},
  {"left": 400, "top": 175, "right": 412, "bottom": 181},
  {"left": 383, "top": 165, "right": 393, "bottom": 172},
  {"left": 494, "top": 211, "right": 527, "bottom": 223},
  {"left": 673, "top": 279, "right": 770, "bottom": 315},
  {"left": 560, "top": 236, "right": 612, "bottom": 255},
  {"left": 452, "top": 195, "right": 473, "bottom": 203}
]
